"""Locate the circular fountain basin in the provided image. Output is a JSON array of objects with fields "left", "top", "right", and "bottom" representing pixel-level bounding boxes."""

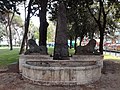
[
  {"left": 19, "top": 54, "right": 52, "bottom": 73},
  {"left": 20, "top": 55, "right": 103, "bottom": 85}
]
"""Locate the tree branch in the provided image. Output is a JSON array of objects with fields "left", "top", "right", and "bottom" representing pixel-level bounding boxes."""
[
  {"left": 98, "top": 1, "right": 102, "bottom": 22},
  {"left": 85, "top": 0, "right": 99, "bottom": 25}
]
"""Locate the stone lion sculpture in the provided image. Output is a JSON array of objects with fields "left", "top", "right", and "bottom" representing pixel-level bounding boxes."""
[
  {"left": 24, "top": 39, "right": 47, "bottom": 55},
  {"left": 75, "top": 39, "right": 97, "bottom": 55}
]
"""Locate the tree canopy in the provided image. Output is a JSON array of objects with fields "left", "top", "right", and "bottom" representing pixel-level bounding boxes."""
[
  {"left": 0, "top": 0, "right": 120, "bottom": 54},
  {"left": 0, "top": 0, "right": 25, "bottom": 14}
]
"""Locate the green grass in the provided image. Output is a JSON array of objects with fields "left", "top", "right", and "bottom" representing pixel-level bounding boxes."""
[
  {"left": 104, "top": 54, "right": 120, "bottom": 60},
  {"left": 48, "top": 47, "right": 75, "bottom": 55},
  {"left": 0, "top": 47, "right": 120, "bottom": 68},
  {"left": 0, "top": 47, "right": 19, "bottom": 68},
  {"left": 48, "top": 47, "right": 54, "bottom": 55}
]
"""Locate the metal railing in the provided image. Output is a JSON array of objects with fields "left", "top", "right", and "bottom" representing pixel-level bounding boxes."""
[{"left": 103, "top": 50, "right": 120, "bottom": 57}]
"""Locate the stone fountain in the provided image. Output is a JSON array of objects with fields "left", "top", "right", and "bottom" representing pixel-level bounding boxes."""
[
  {"left": 19, "top": 38, "right": 103, "bottom": 85},
  {"left": 19, "top": 1, "right": 103, "bottom": 85}
]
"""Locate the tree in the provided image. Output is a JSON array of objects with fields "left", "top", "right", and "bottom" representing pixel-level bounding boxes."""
[
  {"left": 0, "top": 13, "right": 24, "bottom": 47},
  {"left": 19, "top": 0, "right": 33, "bottom": 54},
  {"left": 0, "top": 0, "right": 25, "bottom": 50},
  {"left": 49, "top": 0, "right": 97, "bottom": 49},
  {"left": 53, "top": 1, "right": 69, "bottom": 60},
  {"left": 19, "top": 0, "right": 49, "bottom": 54},
  {"left": 38, "top": 0, "right": 49, "bottom": 47},
  {"left": 12, "top": 15, "right": 24, "bottom": 46},
  {"left": 85, "top": 0, "right": 120, "bottom": 54},
  {"left": 8, "top": 12, "right": 14, "bottom": 50},
  {"left": 1, "top": 12, "right": 16, "bottom": 50}
]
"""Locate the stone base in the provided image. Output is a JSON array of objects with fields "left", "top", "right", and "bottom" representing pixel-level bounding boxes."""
[{"left": 19, "top": 55, "right": 103, "bottom": 85}]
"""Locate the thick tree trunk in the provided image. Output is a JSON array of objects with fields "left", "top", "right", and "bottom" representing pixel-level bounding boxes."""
[
  {"left": 39, "top": 0, "right": 48, "bottom": 46},
  {"left": 53, "top": 2, "right": 69, "bottom": 60},
  {"left": 19, "top": 0, "right": 33, "bottom": 54}
]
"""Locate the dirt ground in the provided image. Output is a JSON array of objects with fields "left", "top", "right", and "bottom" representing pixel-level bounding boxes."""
[{"left": 0, "top": 60, "right": 120, "bottom": 90}]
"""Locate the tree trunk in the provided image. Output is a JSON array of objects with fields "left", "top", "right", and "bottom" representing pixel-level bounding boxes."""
[
  {"left": 39, "top": 0, "right": 48, "bottom": 47},
  {"left": 79, "top": 40, "right": 82, "bottom": 46},
  {"left": 8, "top": 13, "right": 14, "bottom": 50},
  {"left": 9, "top": 25, "right": 13, "bottom": 50},
  {"left": 79, "top": 35, "right": 84, "bottom": 46},
  {"left": 19, "top": 0, "right": 33, "bottom": 54},
  {"left": 53, "top": 2, "right": 69, "bottom": 60},
  {"left": 74, "top": 35, "right": 77, "bottom": 53},
  {"left": 99, "top": 28, "right": 104, "bottom": 54},
  {"left": 69, "top": 37, "right": 72, "bottom": 49},
  {"left": 99, "top": 0, "right": 107, "bottom": 54}
]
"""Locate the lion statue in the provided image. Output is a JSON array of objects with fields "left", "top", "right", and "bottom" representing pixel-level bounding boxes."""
[
  {"left": 24, "top": 39, "right": 47, "bottom": 55},
  {"left": 75, "top": 39, "right": 97, "bottom": 55}
]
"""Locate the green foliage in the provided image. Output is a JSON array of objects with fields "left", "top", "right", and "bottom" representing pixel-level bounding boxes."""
[
  {"left": 104, "top": 54, "right": 120, "bottom": 60},
  {"left": 34, "top": 32, "right": 39, "bottom": 39},
  {"left": 13, "top": 15, "right": 23, "bottom": 27},
  {"left": 29, "top": 21, "right": 39, "bottom": 39},
  {"left": 47, "top": 21, "right": 55, "bottom": 42},
  {"left": 0, "top": 13, "right": 24, "bottom": 46},
  {"left": 49, "top": 0, "right": 98, "bottom": 42}
]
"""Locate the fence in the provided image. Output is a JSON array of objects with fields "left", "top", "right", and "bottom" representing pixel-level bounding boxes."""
[{"left": 103, "top": 50, "right": 120, "bottom": 57}]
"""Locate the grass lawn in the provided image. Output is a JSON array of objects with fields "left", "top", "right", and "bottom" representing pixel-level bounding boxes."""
[
  {"left": 0, "top": 47, "right": 20, "bottom": 68},
  {"left": 104, "top": 54, "right": 120, "bottom": 60},
  {"left": 0, "top": 47, "right": 120, "bottom": 68}
]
